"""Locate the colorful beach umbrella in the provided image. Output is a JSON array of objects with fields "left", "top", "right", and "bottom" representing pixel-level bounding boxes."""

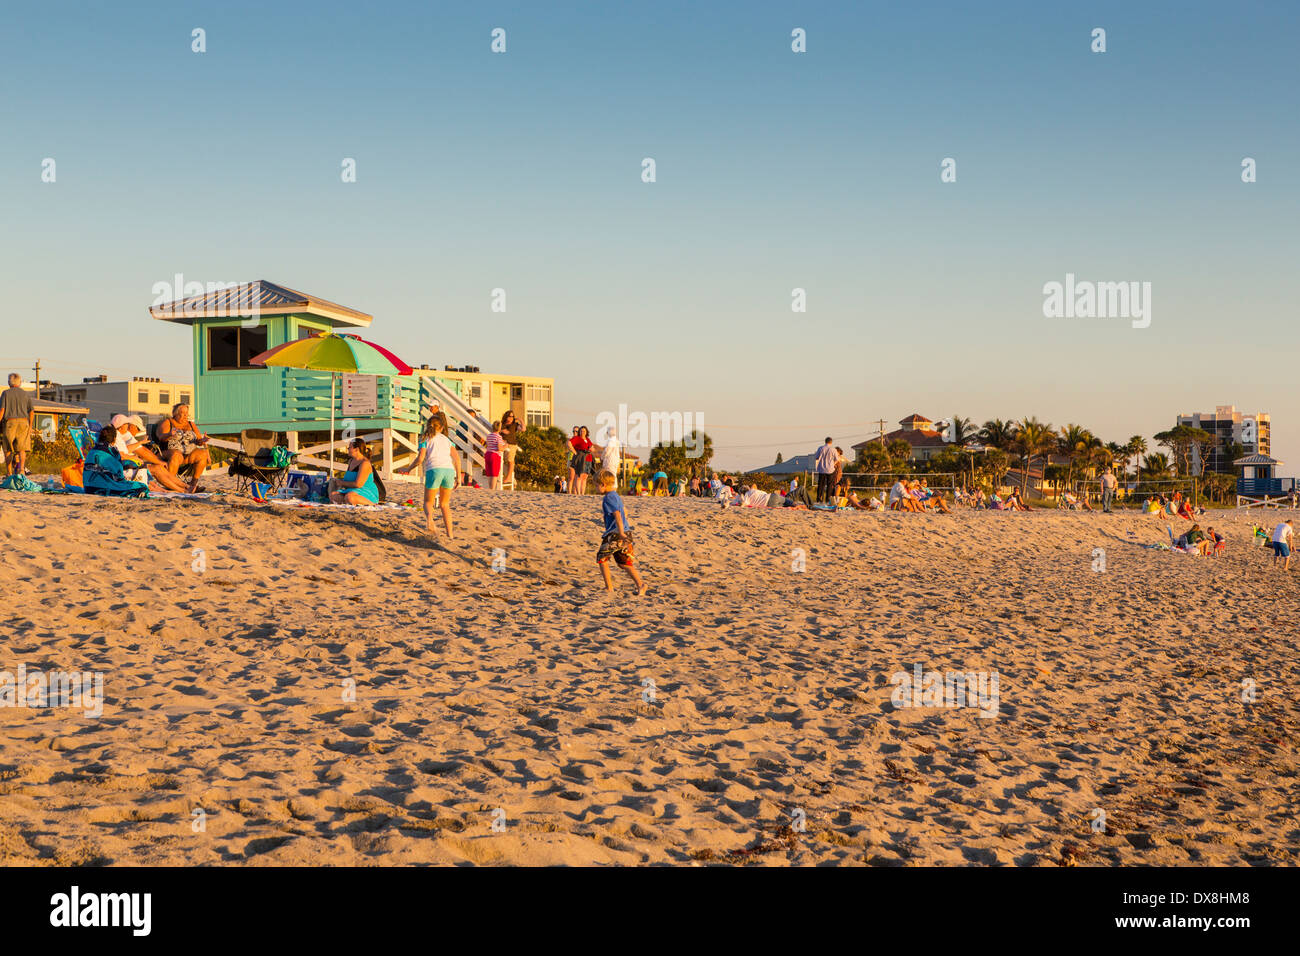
[{"left": 250, "top": 332, "right": 414, "bottom": 475}]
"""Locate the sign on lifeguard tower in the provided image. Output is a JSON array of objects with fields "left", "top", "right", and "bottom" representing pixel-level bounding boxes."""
[{"left": 342, "top": 374, "right": 378, "bottom": 416}]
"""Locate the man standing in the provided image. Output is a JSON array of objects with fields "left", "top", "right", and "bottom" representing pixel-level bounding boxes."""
[
  {"left": 1100, "top": 466, "right": 1118, "bottom": 514},
  {"left": 1272, "top": 519, "right": 1293, "bottom": 572},
  {"left": 0, "top": 373, "right": 35, "bottom": 477},
  {"left": 814, "top": 437, "right": 836, "bottom": 503},
  {"left": 602, "top": 426, "right": 621, "bottom": 488}
]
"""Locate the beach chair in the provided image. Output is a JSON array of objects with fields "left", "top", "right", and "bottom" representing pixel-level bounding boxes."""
[
  {"left": 63, "top": 423, "right": 93, "bottom": 489},
  {"left": 146, "top": 421, "right": 203, "bottom": 485},
  {"left": 68, "top": 420, "right": 147, "bottom": 485},
  {"left": 228, "top": 429, "right": 290, "bottom": 496}
]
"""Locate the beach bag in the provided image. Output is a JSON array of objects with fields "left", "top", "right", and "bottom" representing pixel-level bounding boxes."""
[
  {"left": 82, "top": 449, "right": 149, "bottom": 498},
  {"left": 61, "top": 462, "right": 84, "bottom": 488}
]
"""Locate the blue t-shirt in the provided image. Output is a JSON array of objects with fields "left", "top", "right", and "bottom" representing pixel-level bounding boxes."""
[{"left": 602, "top": 491, "right": 630, "bottom": 536}]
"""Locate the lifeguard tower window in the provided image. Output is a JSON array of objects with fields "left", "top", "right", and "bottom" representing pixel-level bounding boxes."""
[{"left": 208, "top": 324, "right": 269, "bottom": 370}]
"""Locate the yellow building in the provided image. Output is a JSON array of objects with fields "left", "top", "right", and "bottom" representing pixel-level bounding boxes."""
[
  {"left": 56, "top": 375, "right": 193, "bottom": 426},
  {"left": 425, "top": 366, "right": 554, "bottom": 428}
]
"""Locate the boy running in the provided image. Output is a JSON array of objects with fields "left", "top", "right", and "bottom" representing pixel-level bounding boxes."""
[{"left": 596, "top": 470, "right": 645, "bottom": 594}]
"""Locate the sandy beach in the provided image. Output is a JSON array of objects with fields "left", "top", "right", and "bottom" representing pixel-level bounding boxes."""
[{"left": 1, "top": 486, "right": 1296, "bottom": 866}]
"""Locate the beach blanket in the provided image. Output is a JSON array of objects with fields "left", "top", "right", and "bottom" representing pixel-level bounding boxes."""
[
  {"left": 269, "top": 499, "right": 404, "bottom": 513},
  {"left": 0, "top": 474, "right": 42, "bottom": 492}
]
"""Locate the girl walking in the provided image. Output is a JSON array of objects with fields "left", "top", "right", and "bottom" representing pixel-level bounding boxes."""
[{"left": 398, "top": 411, "right": 460, "bottom": 538}]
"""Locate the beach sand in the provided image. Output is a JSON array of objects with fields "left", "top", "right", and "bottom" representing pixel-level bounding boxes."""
[{"left": 1, "top": 484, "right": 1296, "bottom": 866}]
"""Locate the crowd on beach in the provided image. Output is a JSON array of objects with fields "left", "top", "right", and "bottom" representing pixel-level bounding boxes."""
[{"left": 5, "top": 373, "right": 1297, "bottom": 593}]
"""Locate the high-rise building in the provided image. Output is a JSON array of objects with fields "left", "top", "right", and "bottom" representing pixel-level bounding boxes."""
[{"left": 1175, "top": 405, "right": 1270, "bottom": 474}]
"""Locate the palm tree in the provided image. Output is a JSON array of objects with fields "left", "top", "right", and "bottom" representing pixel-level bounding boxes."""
[
  {"left": 1058, "top": 424, "right": 1093, "bottom": 485},
  {"left": 980, "top": 419, "right": 1016, "bottom": 451},
  {"left": 977, "top": 448, "right": 1011, "bottom": 489},
  {"left": 1126, "top": 436, "right": 1147, "bottom": 473},
  {"left": 1012, "top": 417, "right": 1056, "bottom": 496},
  {"left": 1106, "top": 441, "right": 1128, "bottom": 482},
  {"left": 1139, "top": 452, "right": 1172, "bottom": 480},
  {"left": 856, "top": 442, "right": 891, "bottom": 484},
  {"left": 949, "top": 416, "right": 976, "bottom": 446},
  {"left": 885, "top": 439, "right": 913, "bottom": 470}
]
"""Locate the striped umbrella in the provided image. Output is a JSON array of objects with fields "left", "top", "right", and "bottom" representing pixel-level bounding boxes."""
[{"left": 250, "top": 332, "right": 414, "bottom": 475}]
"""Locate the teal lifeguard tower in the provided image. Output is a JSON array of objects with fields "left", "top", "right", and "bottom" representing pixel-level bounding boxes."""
[{"left": 151, "top": 280, "right": 487, "bottom": 478}]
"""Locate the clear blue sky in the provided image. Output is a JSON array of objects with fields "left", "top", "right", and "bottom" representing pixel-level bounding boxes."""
[{"left": 1, "top": 1, "right": 1296, "bottom": 469}]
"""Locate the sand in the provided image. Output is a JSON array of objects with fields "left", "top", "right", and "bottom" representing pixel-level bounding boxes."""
[{"left": 0, "top": 482, "right": 1296, "bottom": 866}]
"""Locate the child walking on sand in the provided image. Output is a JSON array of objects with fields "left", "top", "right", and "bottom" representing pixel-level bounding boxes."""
[
  {"left": 596, "top": 470, "right": 645, "bottom": 594},
  {"left": 397, "top": 411, "right": 460, "bottom": 538}
]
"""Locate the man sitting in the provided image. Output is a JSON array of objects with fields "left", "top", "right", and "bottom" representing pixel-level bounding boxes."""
[
  {"left": 112, "top": 414, "right": 190, "bottom": 493},
  {"left": 1062, "top": 490, "right": 1093, "bottom": 511}
]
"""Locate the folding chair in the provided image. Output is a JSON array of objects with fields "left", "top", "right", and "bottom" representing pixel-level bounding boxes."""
[{"left": 228, "top": 429, "right": 290, "bottom": 496}]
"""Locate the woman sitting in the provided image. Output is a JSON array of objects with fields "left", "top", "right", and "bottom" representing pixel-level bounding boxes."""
[
  {"left": 836, "top": 479, "right": 867, "bottom": 510},
  {"left": 329, "top": 439, "right": 380, "bottom": 505},
  {"left": 1178, "top": 523, "right": 1210, "bottom": 555},
  {"left": 156, "top": 402, "right": 211, "bottom": 493},
  {"left": 890, "top": 479, "right": 923, "bottom": 512},
  {"left": 83, "top": 426, "right": 150, "bottom": 498}
]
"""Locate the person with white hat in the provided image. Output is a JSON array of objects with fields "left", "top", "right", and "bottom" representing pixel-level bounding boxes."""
[{"left": 111, "top": 414, "right": 189, "bottom": 493}]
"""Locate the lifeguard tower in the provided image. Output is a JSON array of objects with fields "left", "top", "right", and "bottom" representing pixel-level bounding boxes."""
[
  {"left": 1234, "top": 453, "right": 1294, "bottom": 509},
  {"left": 150, "top": 281, "right": 492, "bottom": 479}
]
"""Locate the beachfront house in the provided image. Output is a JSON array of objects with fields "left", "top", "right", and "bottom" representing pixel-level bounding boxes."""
[
  {"left": 748, "top": 453, "right": 819, "bottom": 477},
  {"left": 151, "top": 281, "right": 554, "bottom": 479},
  {"left": 851, "top": 414, "right": 950, "bottom": 463},
  {"left": 432, "top": 367, "right": 554, "bottom": 428}
]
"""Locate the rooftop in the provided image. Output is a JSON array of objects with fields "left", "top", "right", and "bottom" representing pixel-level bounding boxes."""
[{"left": 150, "top": 280, "right": 372, "bottom": 328}]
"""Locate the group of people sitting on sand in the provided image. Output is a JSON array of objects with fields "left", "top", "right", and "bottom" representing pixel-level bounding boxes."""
[
  {"left": 84, "top": 403, "right": 212, "bottom": 496},
  {"left": 887, "top": 478, "right": 954, "bottom": 513},
  {"left": 1169, "top": 523, "right": 1226, "bottom": 556},
  {"left": 1143, "top": 491, "right": 1204, "bottom": 519}
]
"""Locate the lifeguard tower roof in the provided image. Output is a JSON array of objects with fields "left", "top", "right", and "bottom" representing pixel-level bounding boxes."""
[{"left": 150, "top": 280, "right": 371, "bottom": 328}]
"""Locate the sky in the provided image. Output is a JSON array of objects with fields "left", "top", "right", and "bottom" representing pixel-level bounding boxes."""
[{"left": 1, "top": 0, "right": 1296, "bottom": 470}]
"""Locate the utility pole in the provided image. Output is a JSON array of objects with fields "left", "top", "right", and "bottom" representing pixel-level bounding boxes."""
[{"left": 33, "top": 359, "right": 40, "bottom": 399}]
